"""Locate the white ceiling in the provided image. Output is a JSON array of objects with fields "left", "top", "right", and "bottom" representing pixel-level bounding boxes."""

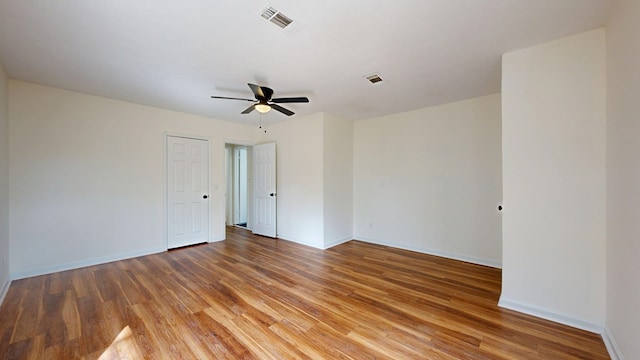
[{"left": 0, "top": 0, "right": 614, "bottom": 125}]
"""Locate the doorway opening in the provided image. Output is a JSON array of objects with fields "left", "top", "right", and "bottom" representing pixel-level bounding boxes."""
[{"left": 225, "top": 143, "right": 252, "bottom": 230}]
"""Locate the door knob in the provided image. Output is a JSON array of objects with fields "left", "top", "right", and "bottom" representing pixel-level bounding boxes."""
[
  {"left": 270, "top": 193, "right": 275, "bottom": 197},
  {"left": 203, "top": 195, "right": 208, "bottom": 199}
]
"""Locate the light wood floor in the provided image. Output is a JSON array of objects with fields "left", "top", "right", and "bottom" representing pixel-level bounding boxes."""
[{"left": 0, "top": 227, "right": 609, "bottom": 359}]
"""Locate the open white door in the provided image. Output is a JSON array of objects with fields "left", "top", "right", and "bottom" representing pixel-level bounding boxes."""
[
  {"left": 253, "top": 143, "right": 276, "bottom": 237},
  {"left": 167, "top": 136, "right": 209, "bottom": 248}
]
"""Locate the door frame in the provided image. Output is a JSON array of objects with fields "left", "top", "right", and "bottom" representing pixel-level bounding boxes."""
[
  {"left": 163, "top": 132, "right": 213, "bottom": 250},
  {"left": 233, "top": 146, "right": 248, "bottom": 225},
  {"left": 224, "top": 139, "right": 256, "bottom": 231}
]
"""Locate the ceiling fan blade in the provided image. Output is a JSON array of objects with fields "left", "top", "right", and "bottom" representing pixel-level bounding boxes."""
[
  {"left": 210, "top": 96, "right": 254, "bottom": 102},
  {"left": 241, "top": 104, "right": 256, "bottom": 114},
  {"left": 248, "top": 83, "right": 274, "bottom": 101},
  {"left": 270, "top": 104, "right": 294, "bottom": 116},
  {"left": 248, "top": 83, "right": 263, "bottom": 98},
  {"left": 271, "top": 97, "right": 309, "bottom": 103},
  {"left": 261, "top": 86, "right": 274, "bottom": 101}
]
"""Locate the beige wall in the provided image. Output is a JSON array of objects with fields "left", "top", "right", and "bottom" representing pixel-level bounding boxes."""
[
  {"left": 323, "top": 113, "right": 353, "bottom": 248},
  {"left": 9, "top": 80, "right": 256, "bottom": 278},
  {"left": 260, "top": 112, "right": 354, "bottom": 249},
  {"left": 501, "top": 29, "right": 606, "bottom": 331},
  {"left": 8, "top": 81, "right": 351, "bottom": 274},
  {"left": 353, "top": 94, "right": 502, "bottom": 267},
  {"left": 0, "top": 63, "right": 9, "bottom": 301},
  {"left": 260, "top": 113, "right": 326, "bottom": 248},
  {"left": 605, "top": 0, "right": 640, "bottom": 358}
]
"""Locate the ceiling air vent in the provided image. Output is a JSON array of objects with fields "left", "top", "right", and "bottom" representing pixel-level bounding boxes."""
[
  {"left": 364, "top": 73, "right": 385, "bottom": 85},
  {"left": 261, "top": 7, "right": 278, "bottom": 20},
  {"left": 261, "top": 7, "right": 293, "bottom": 29}
]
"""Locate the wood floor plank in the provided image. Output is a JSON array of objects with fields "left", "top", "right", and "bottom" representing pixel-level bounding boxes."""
[
  {"left": 61, "top": 290, "right": 82, "bottom": 342},
  {"left": 9, "top": 277, "right": 45, "bottom": 344},
  {"left": 130, "top": 301, "right": 197, "bottom": 359},
  {"left": 187, "top": 310, "right": 253, "bottom": 359},
  {"left": 0, "top": 226, "right": 610, "bottom": 359}
]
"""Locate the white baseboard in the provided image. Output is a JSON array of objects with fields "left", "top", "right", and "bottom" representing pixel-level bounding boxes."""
[
  {"left": 275, "top": 234, "right": 353, "bottom": 250},
  {"left": 602, "top": 325, "right": 624, "bottom": 360},
  {"left": 498, "top": 296, "right": 603, "bottom": 334},
  {"left": 0, "top": 278, "right": 10, "bottom": 307},
  {"left": 323, "top": 236, "right": 352, "bottom": 249},
  {"left": 12, "top": 246, "right": 166, "bottom": 280},
  {"left": 275, "top": 234, "right": 324, "bottom": 249},
  {"left": 354, "top": 235, "right": 502, "bottom": 268}
]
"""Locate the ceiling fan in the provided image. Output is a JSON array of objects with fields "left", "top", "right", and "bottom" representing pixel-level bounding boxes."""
[{"left": 211, "top": 83, "right": 309, "bottom": 116}]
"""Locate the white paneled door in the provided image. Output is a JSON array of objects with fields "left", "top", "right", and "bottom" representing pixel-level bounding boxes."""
[
  {"left": 167, "top": 136, "right": 209, "bottom": 249},
  {"left": 253, "top": 143, "right": 277, "bottom": 238}
]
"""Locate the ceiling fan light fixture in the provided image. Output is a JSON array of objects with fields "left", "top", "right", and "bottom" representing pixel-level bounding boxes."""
[{"left": 255, "top": 103, "right": 271, "bottom": 113}]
